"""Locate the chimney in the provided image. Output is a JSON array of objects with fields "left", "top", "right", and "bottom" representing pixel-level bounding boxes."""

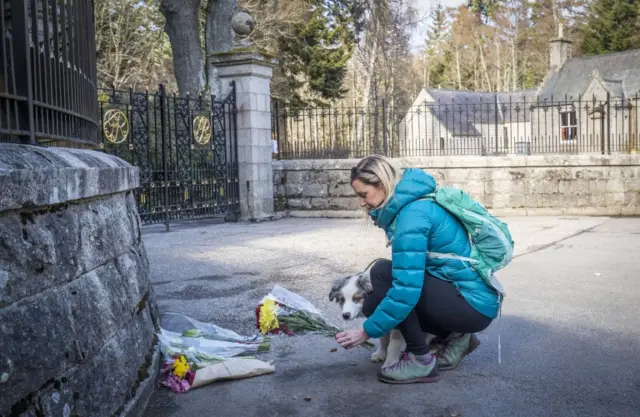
[{"left": 549, "top": 23, "right": 572, "bottom": 71}]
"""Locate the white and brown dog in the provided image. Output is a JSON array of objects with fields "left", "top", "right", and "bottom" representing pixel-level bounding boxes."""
[{"left": 328, "top": 261, "right": 436, "bottom": 368}]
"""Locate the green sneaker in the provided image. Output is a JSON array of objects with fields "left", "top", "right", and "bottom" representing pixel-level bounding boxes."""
[
  {"left": 436, "top": 333, "right": 481, "bottom": 371},
  {"left": 377, "top": 352, "right": 440, "bottom": 384}
]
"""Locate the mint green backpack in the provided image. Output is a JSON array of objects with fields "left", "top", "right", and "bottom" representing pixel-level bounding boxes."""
[
  {"left": 422, "top": 186, "right": 513, "bottom": 364},
  {"left": 420, "top": 186, "right": 514, "bottom": 301}
]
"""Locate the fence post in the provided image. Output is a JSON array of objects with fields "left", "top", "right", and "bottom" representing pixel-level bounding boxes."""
[
  {"left": 599, "top": 95, "right": 605, "bottom": 155},
  {"left": 606, "top": 91, "right": 611, "bottom": 155},
  {"left": 159, "top": 84, "right": 170, "bottom": 232},
  {"left": 274, "top": 101, "right": 281, "bottom": 160},
  {"left": 12, "top": 0, "right": 36, "bottom": 144},
  {"left": 495, "top": 94, "right": 499, "bottom": 154}
]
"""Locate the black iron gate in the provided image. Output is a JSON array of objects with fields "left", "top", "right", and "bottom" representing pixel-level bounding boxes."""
[{"left": 98, "top": 83, "right": 240, "bottom": 229}]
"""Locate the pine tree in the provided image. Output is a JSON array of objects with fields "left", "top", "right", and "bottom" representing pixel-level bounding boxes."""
[
  {"left": 580, "top": 0, "right": 640, "bottom": 55},
  {"left": 426, "top": 1, "right": 448, "bottom": 51},
  {"left": 468, "top": 0, "right": 503, "bottom": 23},
  {"left": 275, "top": 0, "right": 363, "bottom": 106},
  {"left": 423, "top": 1, "right": 450, "bottom": 88}
]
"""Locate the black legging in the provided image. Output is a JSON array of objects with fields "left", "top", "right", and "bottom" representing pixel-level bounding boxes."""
[{"left": 362, "top": 259, "right": 492, "bottom": 355}]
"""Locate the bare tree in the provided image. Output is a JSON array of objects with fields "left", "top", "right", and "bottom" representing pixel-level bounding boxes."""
[{"left": 95, "top": 0, "right": 174, "bottom": 90}]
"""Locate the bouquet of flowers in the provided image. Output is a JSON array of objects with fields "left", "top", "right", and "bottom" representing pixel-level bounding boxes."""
[
  {"left": 161, "top": 312, "right": 266, "bottom": 344},
  {"left": 158, "top": 312, "right": 271, "bottom": 369},
  {"left": 161, "top": 354, "right": 196, "bottom": 393},
  {"left": 157, "top": 313, "right": 274, "bottom": 393},
  {"left": 255, "top": 284, "right": 374, "bottom": 350}
]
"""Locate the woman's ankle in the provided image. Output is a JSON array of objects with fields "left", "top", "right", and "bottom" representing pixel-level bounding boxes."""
[
  {"left": 412, "top": 351, "right": 435, "bottom": 365},
  {"left": 408, "top": 346, "right": 432, "bottom": 357}
]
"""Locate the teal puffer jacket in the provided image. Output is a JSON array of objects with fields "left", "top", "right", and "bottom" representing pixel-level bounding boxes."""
[{"left": 362, "top": 168, "right": 500, "bottom": 339}]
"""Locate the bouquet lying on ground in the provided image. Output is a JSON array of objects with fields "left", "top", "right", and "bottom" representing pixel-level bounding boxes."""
[
  {"left": 159, "top": 312, "right": 270, "bottom": 361},
  {"left": 255, "top": 284, "right": 374, "bottom": 350},
  {"left": 157, "top": 313, "right": 274, "bottom": 393}
]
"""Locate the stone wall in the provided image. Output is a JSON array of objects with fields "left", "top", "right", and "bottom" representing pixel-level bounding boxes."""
[
  {"left": 273, "top": 154, "right": 640, "bottom": 217},
  {"left": 0, "top": 144, "right": 159, "bottom": 417}
]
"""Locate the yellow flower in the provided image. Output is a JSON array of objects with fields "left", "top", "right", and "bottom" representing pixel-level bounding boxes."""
[
  {"left": 171, "top": 355, "right": 190, "bottom": 378},
  {"left": 259, "top": 298, "right": 279, "bottom": 335}
]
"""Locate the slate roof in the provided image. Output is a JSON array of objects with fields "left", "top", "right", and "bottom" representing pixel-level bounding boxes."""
[
  {"left": 418, "top": 89, "right": 537, "bottom": 136},
  {"left": 601, "top": 79, "right": 625, "bottom": 97},
  {"left": 407, "top": 49, "right": 640, "bottom": 136},
  {"left": 537, "top": 49, "right": 640, "bottom": 101},
  {"left": 497, "top": 90, "right": 539, "bottom": 123}
]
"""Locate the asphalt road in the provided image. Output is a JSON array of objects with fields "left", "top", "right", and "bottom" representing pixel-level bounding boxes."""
[{"left": 141, "top": 216, "right": 640, "bottom": 417}]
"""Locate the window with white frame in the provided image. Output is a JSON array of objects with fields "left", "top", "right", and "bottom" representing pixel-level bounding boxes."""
[{"left": 560, "top": 110, "right": 577, "bottom": 141}]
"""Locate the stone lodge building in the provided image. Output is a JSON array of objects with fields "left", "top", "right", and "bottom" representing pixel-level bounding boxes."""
[{"left": 400, "top": 27, "right": 640, "bottom": 156}]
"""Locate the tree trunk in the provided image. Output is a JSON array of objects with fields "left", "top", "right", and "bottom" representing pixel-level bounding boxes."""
[
  {"left": 425, "top": 57, "right": 432, "bottom": 89},
  {"left": 424, "top": 62, "right": 429, "bottom": 88},
  {"left": 455, "top": 47, "right": 462, "bottom": 90},
  {"left": 388, "top": 46, "right": 396, "bottom": 155},
  {"left": 353, "top": 69, "right": 357, "bottom": 108},
  {"left": 510, "top": 1, "right": 519, "bottom": 91},
  {"left": 206, "top": 0, "right": 237, "bottom": 97},
  {"left": 496, "top": 40, "right": 501, "bottom": 91},
  {"left": 357, "top": 36, "right": 378, "bottom": 143},
  {"left": 472, "top": 44, "right": 479, "bottom": 90},
  {"left": 511, "top": 36, "right": 517, "bottom": 90},
  {"left": 160, "top": 0, "right": 206, "bottom": 96},
  {"left": 477, "top": 35, "right": 492, "bottom": 91}
]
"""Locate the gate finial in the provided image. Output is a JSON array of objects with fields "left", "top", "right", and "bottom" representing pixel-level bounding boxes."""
[{"left": 231, "top": 12, "right": 255, "bottom": 48}]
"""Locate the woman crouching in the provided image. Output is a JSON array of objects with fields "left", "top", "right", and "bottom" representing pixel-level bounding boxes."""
[{"left": 335, "top": 155, "right": 500, "bottom": 384}]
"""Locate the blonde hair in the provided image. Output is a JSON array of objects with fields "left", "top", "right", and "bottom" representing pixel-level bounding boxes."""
[{"left": 350, "top": 154, "right": 403, "bottom": 209}]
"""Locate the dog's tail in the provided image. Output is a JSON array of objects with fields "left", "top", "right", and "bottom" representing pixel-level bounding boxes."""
[{"left": 360, "top": 258, "right": 385, "bottom": 275}]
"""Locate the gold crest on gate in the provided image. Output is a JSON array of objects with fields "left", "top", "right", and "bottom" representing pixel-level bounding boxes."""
[
  {"left": 102, "top": 109, "right": 129, "bottom": 144},
  {"left": 193, "top": 115, "right": 212, "bottom": 146}
]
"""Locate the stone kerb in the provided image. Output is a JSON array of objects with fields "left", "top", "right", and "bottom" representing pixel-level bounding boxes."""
[
  {"left": 0, "top": 144, "right": 159, "bottom": 417},
  {"left": 212, "top": 51, "right": 277, "bottom": 221}
]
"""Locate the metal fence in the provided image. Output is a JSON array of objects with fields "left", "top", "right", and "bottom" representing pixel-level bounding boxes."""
[
  {"left": 271, "top": 93, "right": 640, "bottom": 159},
  {"left": 0, "top": 0, "right": 99, "bottom": 147},
  {"left": 98, "top": 84, "right": 240, "bottom": 229}
]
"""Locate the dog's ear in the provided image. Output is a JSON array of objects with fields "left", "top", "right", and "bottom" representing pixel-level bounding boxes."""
[
  {"left": 329, "top": 276, "right": 348, "bottom": 302},
  {"left": 356, "top": 273, "right": 373, "bottom": 293}
]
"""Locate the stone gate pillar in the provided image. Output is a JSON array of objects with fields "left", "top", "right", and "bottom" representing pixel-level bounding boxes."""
[{"left": 211, "top": 51, "right": 277, "bottom": 222}]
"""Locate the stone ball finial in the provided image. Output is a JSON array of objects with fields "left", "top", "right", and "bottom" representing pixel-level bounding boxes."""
[{"left": 231, "top": 12, "right": 255, "bottom": 38}]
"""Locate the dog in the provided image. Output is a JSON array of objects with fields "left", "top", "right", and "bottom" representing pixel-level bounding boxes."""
[{"left": 329, "top": 260, "right": 437, "bottom": 368}]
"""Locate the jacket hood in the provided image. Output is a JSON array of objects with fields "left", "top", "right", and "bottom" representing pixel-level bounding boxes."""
[{"left": 369, "top": 168, "right": 436, "bottom": 229}]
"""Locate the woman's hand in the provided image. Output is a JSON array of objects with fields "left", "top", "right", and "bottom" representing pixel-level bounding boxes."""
[{"left": 335, "top": 327, "right": 370, "bottom": 349}]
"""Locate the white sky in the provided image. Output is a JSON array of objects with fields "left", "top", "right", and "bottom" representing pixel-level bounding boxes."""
[{"left": 410, "top": 0, "right": 466, "bottom": 52}]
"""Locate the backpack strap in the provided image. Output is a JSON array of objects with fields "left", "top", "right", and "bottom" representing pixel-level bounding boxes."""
[
  {"left": 427, "top": 251, "right": 478, "bottom": 264},
  {"left": 498, "top": 302, "right": 502, "bottom": 365}
]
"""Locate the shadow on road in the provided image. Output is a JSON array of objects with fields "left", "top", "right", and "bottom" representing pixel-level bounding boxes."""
[{"left": 143, "top": 313, "right": 640, "bottom": 417}]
